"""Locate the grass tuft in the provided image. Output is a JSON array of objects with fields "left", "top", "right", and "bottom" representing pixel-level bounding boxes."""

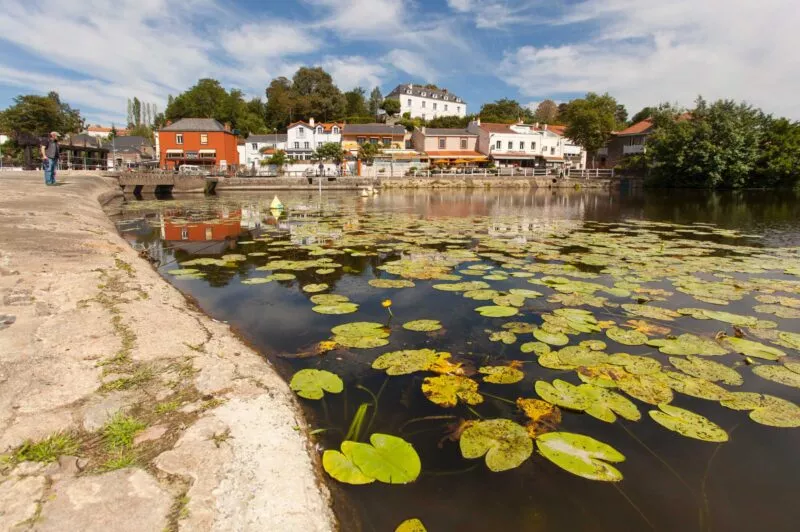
[
  {"left": 100, "top": 366, "right": 153, "bottom": 392},
  {"left": 155, "top": 400, "right": 181, "bottom": 415},
  {"left": 102, "top": 412, "right": 146, "bottom": 451},
  {"left": 14, "top": 432, "right": 79, "bottom": 463},
  {"left": 100, "top": 450, "right": 137, "bottom": 471}
]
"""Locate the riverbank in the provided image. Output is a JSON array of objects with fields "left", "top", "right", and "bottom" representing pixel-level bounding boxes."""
[{"left": 0, "top": 174, "right": 335, "bottom": 531}]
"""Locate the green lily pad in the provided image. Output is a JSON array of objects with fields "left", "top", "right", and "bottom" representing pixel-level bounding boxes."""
[
  {"left": 342, "top": 433, "right": 421, "bottom": 484},
  {"left": 403, "top": 319, "right": 443, "bottom": 332},
  {"left": 721, "top": 392, "right": 800, "bottom": 428},
  {"left": 535, "top": 379, "right": 591, "bottom": 411},
  {"left": 475, "top": 305, "right": 519, "bottom": 318},
  {"left": 521, "top": 342, "right": 551, "bottom": 356},
  {"left": 502, "top": 322, "right": 538, "bottom": 334},
  {"left": 322, "top": 449, "right": 374, "bottom": 485},
  {"left": 271, "top": 273, "right": 297, "bottom": 281},
  {"left": 422, "top": 375, "right": 483, "bottom": 407},
  {"left": 433, "top": 281, "right": 490, "bottom": 292},
  {"left": 315, "top": 268, "right": 335, "bottom": 275},
  {"left": 647, "top": 334, "right": 729, "bottom": 356},
  {"left": 460, "top": 419, "right": 533, "bottom": 472},
  {"left": 310, "top": 294, "right": 349, "bottom": 305},
  {"left": 621, "top": 304, "right": 681, "bottom": 321},
  {"left": 648, "top": 403, "right": 728, "bottom": 442},
  {"left": 241, "top": 277, "right": 272, "bottom": 285},
  {"left": 617, "top": 374, "right": 674, "bottom": 405},
  {"left": 488, "top": 331, "right": 517, "bottom": 344},
  {"left": 289, "top": 369, "right": 343, "bottom": 400},
  {"left": 752, "top": 364, "right": 800, "bottom": 388},
  {"left": 372, "top": 349, "right": 448, "bottom": 375},
  {"left": 331, "top": 322, "right": 390, "bottom": 349},
  {"left": 579, "top": 384, "right": 641, "bottom": 423},
  {"left": 463, "top": 289, "right": 501, "bottom": 301},
  {"left": 663, "top": 372, "right": 731, "bottom": 401},
  {"left": 509, "top": 288, "right": 543, "bottom": 299},
  {"left": 556, "top": 346, "right": 609, "bottom": 367},
  {"left": 580, "top": 340, "right": 607, "bottom": 351},
  {"left": 669, "top": 355, "right": 743, "bottom": 386},
  {"left": 778, "top": 331, "right": 800, "bottom": 350},
  {"left": 312, "top": 303, "right": 360, "bottom": 315},
  {"left": 479, "top": 365, "right": 525, "bottom": 384},
  {"left": 369, "top": 279, "right": 416, "bottom": 288},
  {"left": 533, "top": 328, "right": 569, "bottom": 346},
  {"left": 606, "top": 327, "right": 648, "bottom": 346},
  {"left": 221, "top": 254, "right": 247, "bottom": 262},
  {"left": 536, "top": 432, "right": 625, "bottom": 482},
  {"left": 607, "top": 353, "right": 661, "bottom": 375},
  {"left": 302, "top": 283, "right": 329, "bottom": 293},
  {"left": 721, "top": 337, "right": 786, "bottom": 360},
  {"left": 167, "top": 268, "right": 201, "bottom": 276}
]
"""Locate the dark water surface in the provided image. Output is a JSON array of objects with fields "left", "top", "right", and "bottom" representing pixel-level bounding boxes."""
[{"left": 109, "top": 188, "right": 800, "bottom": 532}]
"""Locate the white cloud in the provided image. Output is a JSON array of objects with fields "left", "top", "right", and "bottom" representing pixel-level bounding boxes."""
[
  {"left": 447, "top": 0, "right": 542, "bottom": 29},
  {"left": 384, "top": 50, "right": 438, "bottom": 83},
  {"left": 320, "top": 56, "right": 387, "bottom": 91},
  {"left": 222, "top": 25, "right": 320, "bottom": 60},
  {"left": 499, "top": 0, "right": 800, "bottom": 118},
  {"left": 446, "top": 0, "right": 474, "bottom": 12}
]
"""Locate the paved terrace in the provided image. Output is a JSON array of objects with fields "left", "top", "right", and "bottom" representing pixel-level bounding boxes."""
[{"left": 0, "top": 174, "right": 335, "bottom": 531}]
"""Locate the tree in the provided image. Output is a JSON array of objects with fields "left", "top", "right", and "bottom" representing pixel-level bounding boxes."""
[
  {"left": 0, "top": 92, "right": 83, "bottom": 136},
  {"left": 132, "top": 97, "right": 142, "bottom": 127},
  {"left": 291, "top": 67, "right": 346, "bottom": 122},
  {"left": 344, "top": 87, "right": 369, "bottom": 117},
  {"left": 265, "top": 77, "right": 295, "bottom": 130},
  {"left": 264, "top": 150, "right": 290, "bottom": 175},
  {"left": 165, "top": 79, "right": 266, "bottom": 135},
  {"left": 426, "top": 115, "right": 472, "bottom": 128},
  {"left": 358, "top": 142, "right": 381, "bottom": 164},
  {"left": 126, "top": 99, "right": 133, "bottom": 128},
  {"left": 753, "top": 117, "right": 800, "bottom": 188},
  {"left": 381, "top": 98, "right": 401, "bottom": 117},
  {"left": 533, "top": 99, "right": 559, "bottom": 124},
  {"left": 563, "top": 93, "right": 619, "bottom": 167},
  {"left": 479, "top": 98, "right": 532, "bottom": 123},
  {"left": 630, "top": 106, "right": 655, "bottom": 125},
  {"left": 615, "top": 104, "right": 628, "bottom": 127},
  {"left": 423, "top": 84, "right": 440, "bottom": 90},
  {"left": 315, "top": 142, "right": 345, "bottom": 164},
  {"left": 369, "top": 87, "right": 383, "bottom": 118}
]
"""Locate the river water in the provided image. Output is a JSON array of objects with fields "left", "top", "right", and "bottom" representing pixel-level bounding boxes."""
[{"left": 109, "top": 188, "right": 800, "bottom": 532}]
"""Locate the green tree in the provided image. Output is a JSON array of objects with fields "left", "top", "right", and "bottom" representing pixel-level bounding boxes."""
[
  {"left": 479, "top": 98, "right": 532, "bottom": 123},
  {"left": 533, "top": 99, "right": 559, "bottom": 124},
  {"left": 165, "top": 79, "right": 266, "bottom": 135},
  {"left": 368, "top": 87, "right": 383, "bottom": 118},
  {"left": 264, "top": 150, "right": 290, "bottom": 175},
  {"left": 128, "top": 124, "right": 154, "bottom": 140},
  {"left": 753, "top": 117, "right": 800, "bottom": 188},
  {"left": 132, "top": 97, "right": 142, "bottom": 127},
  {"left": 630, "top": 106, "right": 655, "bottom": 125},
  {"left": 344, "top": 87, "right": 369, "bottom": 117},
  {"left": 265, "top": 77, "right": 295, "bottom": 129},
  {"left": 381, "top": 98, "right": 401, "bottom": 117},
  {"left": 358, "top": 142, "right": 381, "bottom": 164},
  {"left": 0, "top": 92, "right": 83, "bottom": 136},
  {"left": 426, "top": 115, "right": 472, "bottom": 128},
  {"left": 615, "top": 104, "right": 628, "bottom": 127},
  {"left": 291, "top": 67, "right": 346, "bottom": 122},
  {"left": 315, "top": 142, "right": 346, "bottom": 164},
  {"left": 563, "top": 92, "right": 619, "bottom": 167}
]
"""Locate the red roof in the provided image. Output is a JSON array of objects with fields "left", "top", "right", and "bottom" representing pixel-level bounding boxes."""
[
  {"left": 477, "top": 122, "right": 516, "bottom": 133},
  {"left": 287, "top": 121, "right": 343, "bottom": 132},
  {"left": 615, "top": 119, "right": 654, "bottom": 136},
  {"left": 546, "top": 125, "right": 567, "bottom": 136}
]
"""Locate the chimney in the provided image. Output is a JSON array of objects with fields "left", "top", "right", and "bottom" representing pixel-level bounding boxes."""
[
  {"left": 543, "top": 124, "right": 548, "bottom": 131},
  {"left": 534, "top": 122, "right": 539, "bottom": 129},
  {"left": 224, "top": 122, "right": 231, "bottom": 132},
  {"left": 408, "top": 83, "right": 413, "bottom": 90},
  {"left": 309, "top": 117, "right": 315, "bottom": 127},
  {"left": 476, "top": 118, "right": 481, "bottom": 126},
  {"left": 421, "top": 126, "right": 426, "bottom": 134}
]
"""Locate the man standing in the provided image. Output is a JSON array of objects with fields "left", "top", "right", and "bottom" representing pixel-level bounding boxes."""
[{"left": 40, "top": 131, "right": 60, "bottom": 185}]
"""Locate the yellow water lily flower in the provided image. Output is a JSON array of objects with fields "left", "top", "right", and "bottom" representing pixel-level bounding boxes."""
[{"left": 382, "top": 299, "right": 393, "bottom": 308}]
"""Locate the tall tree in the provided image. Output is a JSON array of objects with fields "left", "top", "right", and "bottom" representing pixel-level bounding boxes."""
[
  {"left": 265, "top": 77, "right": 295, "bottom": 129},
  {"left": 291, "top": 67, "right": 346, "bottom": 122},
  {"left": 344, "top": 87, "right": 369, "bottom": 117},
  {"left": 368, "top": 87, "right": 383, "bottom": 118},
  {"left": 614, "top": 104, "right": 629, "bottom": 127},
  {"left": 533, "top": 99, "right": 559, "bottom": 124},
  {"left": 0, "top": 92, "right": 83, "bottom": 136},
  {"left": 165, "top": 79, "right": 266, "bottom": 135},
  {"left": 563, "top": 92, "right": 619, "bottom": 167},
  {"left": 126, "top": 99, "right": 134, "bottom": 128},
  {"left": 380, "top": 98, "right": 400, "bottom": 117},
  {"left": 132, "top": 97, "right": 142, "bottom": 127},
  {"left": 479, "top": 98, "right": 532, "bottom": 123},
  {"left": 315, "top": 142, "right": 346, "bottom": 163},
  {"left": 557, "top": 102, "right": 569, "bottom": 118}
]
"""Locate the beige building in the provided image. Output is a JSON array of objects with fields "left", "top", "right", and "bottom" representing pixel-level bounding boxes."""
[{"left": 410, "top": 127, "right": 485, "bottom": 165}]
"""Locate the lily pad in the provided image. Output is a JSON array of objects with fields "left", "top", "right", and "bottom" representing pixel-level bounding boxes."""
[
  {"left": 535, "top": 379, "right": 591, "bottom": 411},
  {"left": 606, "top": 327, "right": 648, "bottom": 346},
  {"left": 579, "top": 384, "right": 641, "bottom": 423},
  {"left": 372, "top": 349, "right": 449, "bottom": 375},
  {"left": 433, "top": 281, "right": 490, "bottom": 292},
  {"left": 342, "top": 433, "right": 421, "bottom": 484},
  {"left": 475, "top": 305, "right": 519, "bottom": 318},
  {"left": 617, "top": 374, "right": 674, "bottom": 405},
  {"left": 669, "top": 355, "right": 743, "bottom": 386},
  {"left": 369, "top": 279, "right": 416, "bottom": 288},
  {"left": 403, "top": 319, "right": 443, "bottom": 332},
  {"left": 752, "top": 364, "right": 800, "bottom": 388},
  {"left": 310, "top": 294, "right": 349, "bottom": 305},
  {"left": 502, "top": 322, "right": 538, "bottom": 334},
  {"left": 322, "top": 448, "right": 374, "bottom": 485},
  {"left": 663, "top": 372, "right": 731, "bottom": 401},
  {"left": 422, "top": 375, "right": 483, "bottom": 407},
  {"left": 647, "top": 334, "right": 729, "bottom": 356},
  {"left": 536, "top": 432, "right": 625, "bottom": 482},
  {"left": 533, "top": 328, "right": 570, "bottom": 346},
  {"left": 479, "top": 365, "right": 525, "bottom": 384},
  {"left": 648, "top": 403, "right": 728, "bottom": 442},
  {"left": 331, "top": 321, "right": 390, "bottom": 349},
  {"left": 521, "top": 342, "right": 551, "bottom": 356},
  {"left": 778, "top": 331, "right": 800, "bottom": 350},
  {"left": 516, "top": 398, "right": 561, "bottom": 438},
  {"left": 488, "top": 331, "right": 517, "bottom": 344},
  {"left": 302, "top": 283, "right": 329, "bottom": 293},
  {"left": 312, "top": 303, "right": 360, "bottom": 315},
  {"left": 721, "top": 392, "right": 800, "bottom": 428},
  {"left": 460, "top": 419, "right": 533, "bottom": 472},
  {"left": 622, "top": 304, "right": 681, "bottom": 321},
  {"left": 241, "top": 277, "right": 272, "bottom": 285},
  {"left": 721, "top": 337, "right": 786, "bottom": 360},
  {"left": 289, "top": 369, "right": 343, "bottom": 400}
]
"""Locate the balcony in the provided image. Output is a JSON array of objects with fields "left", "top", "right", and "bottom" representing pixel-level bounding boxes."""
[{"left": 623, "top": 144, "right": 645, "bottom": 155}]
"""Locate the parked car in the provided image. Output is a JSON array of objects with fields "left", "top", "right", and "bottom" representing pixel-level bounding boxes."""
[{"left": 178, "top": 165, "right": 209, "bottom": 176}]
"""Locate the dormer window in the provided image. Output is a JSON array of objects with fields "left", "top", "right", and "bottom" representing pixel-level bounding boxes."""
[
  {"left": 316, "top": 126, "right": 323, "bottom": 134},
  {"left": 444, "top": 96, "right": 449, "bottom": 101},
  {"left": 332, "top": 126, "right": 339, "bottom": 134},
  {"left": 406, "top": 89, "right": 411, "bottom": 94},
  {"left": 421, "top": 92, "right": 427, "bottom": 97}
]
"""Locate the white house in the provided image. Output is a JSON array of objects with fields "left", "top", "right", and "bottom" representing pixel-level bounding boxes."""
[
  {"left": 84, "top": 125, "right": 128, "bottom": 138},
  {"left": 547, "top": 125, "right": 587, "bottom": 169},
  {"left": 238, "top": 133, "right": 288, "bottom": 167},
  {"left": 467, "top": 119, "right": 565, "bottom": 168},
  {"left": 286, "top": 118, "right": 342, "bottom": 160},
  {"left": 386, "top": 84, "right": 467, "bottom": 120}
]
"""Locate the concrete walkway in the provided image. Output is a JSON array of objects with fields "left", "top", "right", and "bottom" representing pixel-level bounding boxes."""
[{"left": 0, "top": 174, "right": 335, "bottom": 531}]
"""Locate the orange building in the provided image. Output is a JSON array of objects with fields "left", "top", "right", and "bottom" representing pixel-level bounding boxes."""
[
  {"left": 162, "top": 209, "right": 242, "bottom": 242},
  {"left": 158, "top": 118, "right": 239, "bottom": 170}
]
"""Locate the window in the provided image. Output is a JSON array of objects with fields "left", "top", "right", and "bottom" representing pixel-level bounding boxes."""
[
  {"left": 298, "top": 128, "right": 305, "bottom": 137},
  {"left": 407, "top": 99, "right": 412, "bottom": 107},
  {"left": 421, "top": 92, "right": 427, "bottom": 97},
  {"left": 176, "top": 133, "right": 183, "bottom": 145},
  {"left": 294, "top": 142, "right": 300, "bottom": 149},
  {"left": 406, "top": 89, "right": 412, "bottom": 94},
  {"left": 180, "top": 228, "right": 188, "bottom": 240},
  {"left": 531, "top": 142, "right": 536, "bottom": 150},
  {"left": 439, "top": 137, "right": 446, "bottom": 149},
  {"left": 422, "top": 113, "right": 426, "bottom": 120},
  {"left": 369, "top": 138, "right": 378, "bottom": 145},
  {"left": 200, "top": 134, "right": 208, "bottom": 145},
  {"left": 421, "top": 101, "right": 426, "bottom": 108},
  {"left": 433, "top": 103, "right": 438, "bottom": 111},
  {"left": 519, "top": 141, "right": 524, "bottom": 150},
  {"left": 251, "top": 143, "right": 257, "bottom": 150},
  {"left": 382, "top": 137, "right": 392, "bottom": 146},
  {"left": 304, "top": 142, "right": 310, "bottom": 149},
  {"left": 357, "top": 137, "right": 366, "bottom": 145},
  {"left": 205, "top": 227, "right": 212, "bottom": 240},
  {"left": 457, "top": 106, "right": 461, "bottom": 113},
  {"left": 332, "top": 126, "right": 339, "bottom": 134},
  {"left": 507, "top": 141, "right": 513, "bottom": 150},
  {"left": 316, "top": 126, "right": 323, "bottom": 134},
  {"left": 460, "top": 138, "right": 467, "bottom": 149},
  {"left": 495, "top": 140, "right": 501, "bottom": 149},
  {"left": 551, "top": 147, "right": 555, "bottom": 155},
  {"left": 445, "top": 104, "right": 449, "bottom": 111}
]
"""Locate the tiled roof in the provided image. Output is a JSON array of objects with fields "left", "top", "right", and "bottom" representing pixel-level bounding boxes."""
[
  {"left": 615, "top": 119, "right": 654, "bottom": 136},
  {"left": 287, "top": 121, "right": 343, "bottom": 132},
  {"left": 109, "top": 135, "right": 153, "bottom": 149},
  {"left": 343, "top": 124, "right": 406, "bottom": 136},
  {"left": 161, "top": 118, "right": 227, "bottom": 132},
  {"left": 546, "top": 125, "right": 567, "bottom": 136},
  {"left": 422, "top": 128, "right": 475, "bottom": 136},
  {"left": 477, "top": 122, "right": 516, "bottom": 133},
  {"left": 246, "top": 134, "right": 287, "bottom": 143},
  {"left": 386, "top": 84, "right": 465, "bottom": 104}
]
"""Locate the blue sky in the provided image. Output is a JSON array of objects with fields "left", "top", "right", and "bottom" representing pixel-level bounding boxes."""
[{"left": 1, "top": 0, "right": 799, "bottom": 125}]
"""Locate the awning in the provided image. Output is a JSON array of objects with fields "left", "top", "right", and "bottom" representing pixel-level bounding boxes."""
[
  {"left": 491, "top": 154, "right": 538, "bottom": 160},
  {"left": 166, "top": 149, "right": 184, "bottom": 154},
  {"left": 199, "top": 149, "right": 216, "bottom": 154},
  {"left": 426, "top": 151, "right": 485, "bottom": 159}
]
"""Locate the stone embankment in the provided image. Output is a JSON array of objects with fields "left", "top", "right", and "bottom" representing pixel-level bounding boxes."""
[{"left": 0, "top": 174, "right": 335, "bottom": 531}]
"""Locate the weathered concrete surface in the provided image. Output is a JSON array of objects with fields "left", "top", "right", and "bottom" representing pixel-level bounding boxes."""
[{"left": 0, "top": 174, "right": 335, "bottom": 531}]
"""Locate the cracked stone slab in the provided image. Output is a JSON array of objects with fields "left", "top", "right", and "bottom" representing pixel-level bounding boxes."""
[
  {"left": 34, "top": 469, "right": 171, "bottom": 532},
  {"left": 0, "top": 475, "right": 47, "bottom": 530}
]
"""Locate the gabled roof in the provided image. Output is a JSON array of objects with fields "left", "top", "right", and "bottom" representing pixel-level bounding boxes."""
[
  {"left": 421, "top": 128, "right": 476, "bottom": 136},
  {"left": 386, "top": 84, "right": 465, "bottom": 104},
  {"left": 546, "top": 125, "right": 567, "bottom": 136},
  {"left": 246, "top": 134, "right": 287, "bottom": 143},
  {"left": 110, "top": 135, "right": 153, "bottom": 149},
  {"left": 343, "top": 124, "right": 406, "bottom": 136},
  {"left": 476, "top": 122, "right": 516, "bottom": 134},
  {"left": 614, "top": 119, "right": 654, "bottom": 136},
  {"left": 287, "top": 121, "right": 343, "bottom": 132},
  {"left": 160, "top": 118, "right": 227, "bottom": 132}
]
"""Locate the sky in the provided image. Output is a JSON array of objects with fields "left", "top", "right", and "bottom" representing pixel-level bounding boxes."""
[{"left": 1, "top": 0, "right": 799, "bottom": 126}]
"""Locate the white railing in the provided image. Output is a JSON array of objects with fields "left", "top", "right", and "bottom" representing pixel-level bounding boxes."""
[
  {"left": 565, "top": 168, "right": 615, "bottom": 178},
  {"left": 623, "top": 144, "right": 645, "bottom": 155}
]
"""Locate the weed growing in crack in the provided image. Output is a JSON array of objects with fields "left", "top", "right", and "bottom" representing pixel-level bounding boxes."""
[
  {"left": 102, "top": 412, "right": 146, "bottom": 451},
  {"left": 13, "top": 432, "right": 80, "bottom": 463},
  {"left": 100, "top": 366, "right": 154, "bottom": 392},
  {"left": 100, "top": 450, "right": 137, "bottom": 471},
  {"left": 155, "top": 400, "right": 181, "bottom": 415}
]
